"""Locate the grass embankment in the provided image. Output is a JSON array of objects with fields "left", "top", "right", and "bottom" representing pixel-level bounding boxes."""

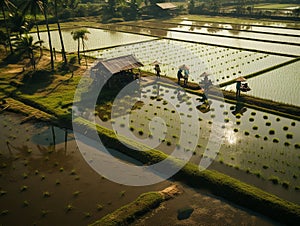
[
  {"left": 90, "top": 192, "right": 164, "bottom": 226},
  {"left": 74, "top": 117, "right": 300, "bottom": 226}
]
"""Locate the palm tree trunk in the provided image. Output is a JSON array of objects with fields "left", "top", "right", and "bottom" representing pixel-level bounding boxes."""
[
  {"left": 54, "top": 0, "right": 67, "bottom": 64},
  {"left": 1, "top": 5, "right": 13, "bottom": 54},
  {"left": 77, "top": 38, "right": 80, "bottom": 64},
  {"left": 57, "top": 20, "right": 67, "bottom": 64},
  {"left": 82, "top": 38, "right": 87, "bottom": 68},
  {"left": 34, "top": 14, "right": 41, "bottom": 44},
  {"left": 43, "top": 8, "right": 54, "bottom": 71}
]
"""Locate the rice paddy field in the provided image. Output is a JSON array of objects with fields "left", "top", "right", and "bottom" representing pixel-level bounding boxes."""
[{"left": 6, "top": 15, "right": 300, "bottom": 224}]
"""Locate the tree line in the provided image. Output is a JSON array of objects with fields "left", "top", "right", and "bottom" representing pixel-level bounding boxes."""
[
  {"left": 188, "top": 0, "right": 300, "bottom": 18},
  {"left": 0, "top": 0, "right": 93, "bottom": 71}
]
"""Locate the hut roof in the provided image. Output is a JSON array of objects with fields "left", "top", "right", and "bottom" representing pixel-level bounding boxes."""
[
  {"left": 156, "top": 3, "right": 177, "bottom": 10},
  {"left": 92, "top": 55, "right": 144, "bottom": 75}
]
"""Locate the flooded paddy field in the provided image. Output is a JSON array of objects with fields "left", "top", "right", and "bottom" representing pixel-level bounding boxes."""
[
  {"left": 224, "top": 60, "right": 300, "bottom": 106},
  {"left": 88, "top": 39, "right": 291, "bottom": 86},
  {"left": 0, "top": 112, "right": 279, "bottom": 225},
  {"left": 92, "top": 80, "right": 300, "bottom": 204},
  {"left": 31, "top": 28, "right": 157, "bottom": 53}
]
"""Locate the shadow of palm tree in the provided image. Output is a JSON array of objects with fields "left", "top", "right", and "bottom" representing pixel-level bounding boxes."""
[{"left": 18, "top": 69, "right": 54, "bottom": 94}]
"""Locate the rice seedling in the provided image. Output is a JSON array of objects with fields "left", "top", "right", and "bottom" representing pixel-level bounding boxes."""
[
  {"left": 73, "top": 191, "right": 81, "bottom": 197},
  {"left": 23, "top": 200, "right": 29, "bottom": 207},
  {"left": 23, "top": 172, "right": 28, "bottom": 179},
  {"left": 286, "top": 133, "right": 293, "bottom": 139},
  {"left": 282, "top": 181, "right": 289, "bottom": 189},
  {"left": 269, "top": 129, "right": 275, "bottom": 135},
  {"left": 97, "top": 204, "right": 104, "bottom": 211},
  {"left": 120, "top": 190, "right": 126, "bottom": 197},
  {"left": 262, "top": 165, "right": 269, "bottom": 170},
  {"left": 20, "top": 185, "right": 28, "bottom": 192},
  {"left": 1, "top": 210, "right": 9, "bottom": 216},
  {"left": 43, "top": 191, "right": 51, "bottom": 198},
  {"left": 66, "top": 204, "right": 73, "bottom": 212},
  {"left": 84, "top": 212, "right": 91, "bottom": 218},
  {"left": 0, "top": 190, "right": 7, "bottom": 196},
  {"left": 70, "top": 169, "right": 77, "bottom": 175}
]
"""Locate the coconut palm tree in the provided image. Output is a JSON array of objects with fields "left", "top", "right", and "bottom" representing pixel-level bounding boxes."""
[
  {"left": 8, "top": 10, "right": 31, "bottom": 38},
  {"left": 21, "top": 0, "right": 43, "bottom": 47},
  {"left": 0, "top": 0, "right": 16, "bottom": 54},
  {"left": 71, "top": 29, "right": 90, "bottom": 65},
  {"left": 13, "top": 34, "right": 43, "bottom": 70}
]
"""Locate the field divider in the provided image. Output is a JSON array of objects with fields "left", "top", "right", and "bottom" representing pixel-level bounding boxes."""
[
  {"left": 118, "top": 23, "right": 300, "bottom": 47},
  {"left": 171, "top": 18, "right": 300, "bottom": 31},
  {"left": 90, "top": 185, "right": 180, "bottom": 226},
  {"left": 219, "top": 57, "right": 300, "bottom": 87},
  {"left": 72, "top": 37, "right": 160, "bottom": 54},
  {"left": 94, "top": 24, "right": 299, "bottom": 58},
  {"left": 137, "top": 20, "right": 300, "bottom": 37}
]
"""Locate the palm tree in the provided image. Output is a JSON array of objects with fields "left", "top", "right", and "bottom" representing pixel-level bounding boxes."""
[
  {"left": 53, "top": 0, "right": 67, "bottom": 64},
  {"left": 13, "top": 34, "right": 43, "bottom": 70},
  {"left": 21, "top": 0, "right": 43, "bottom": 48},
  {"left": 71, "top": 29, "right": 90, "bottom": 65},
  {"left": 0, "top": 0, "right": 16, "bottom": 54},
  {"left": 8, "top": 11, "right": 30, "bottom": 38}
]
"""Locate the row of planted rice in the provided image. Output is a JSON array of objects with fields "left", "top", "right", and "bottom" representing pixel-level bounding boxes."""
[{"left": 88, "top": 39, "right": 291, "bottom": 86}]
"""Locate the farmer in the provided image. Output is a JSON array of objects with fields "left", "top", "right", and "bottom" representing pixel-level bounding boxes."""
[
  {"left": 236, "top": 80, "right": 241, "bottom": 98},
  {"left": 177, "top": 68, "right": 183, "bottom": 85},
  {"left": 183, "top": 69, "right": 189, "bottom": 87},
  {"left": 154, "top": 64, "right": 161, "bottom": 78}
]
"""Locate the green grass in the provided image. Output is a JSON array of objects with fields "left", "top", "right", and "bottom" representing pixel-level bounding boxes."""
[{"left": 90, "top": 192, "right": 164, "bottom": 226}]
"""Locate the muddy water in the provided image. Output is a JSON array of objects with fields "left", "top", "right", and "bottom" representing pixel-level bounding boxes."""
[
  {"left": 0, "top": 112, "right": 281, "bottom": 225},
  {"left": 93, "top": 80, "right": 300, "bottom": 204},
  {"left": 31, "top": 28, "right": 156, "bottom": 53},
  {"left": 0, "top": 112, "right": 169, "bottom": 225},
  {"left": 133, "top": 184, "right": 280, "bottom": 226}
]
